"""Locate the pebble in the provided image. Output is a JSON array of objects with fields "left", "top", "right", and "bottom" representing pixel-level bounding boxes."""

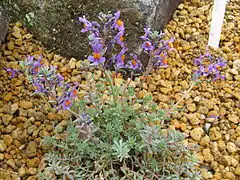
[
  {"left": 27, "top": 167, "right": 37, "bottom": 175},
  {"left": 68, "top": 58, "right": 77, "bottom": 69},
  {"left": 224, "top": 172, "right": 236, "bottom": 180},
  {"left": 190, "top": 127, "right": 204, "bottom": 141},
  {"left": 18, "top": 166, "right": 26, "bottom": 177},
  {"left": 2, "top": 114, "right": 13, "bottom": 125},
  {"left": 209, "top": 127, "right": 222, "bottom": 141},
  {"left": 185, "top": 113, "right": 200, "bottom": 125},
  {"left": 235, "top": 167, "right": 240, "bottom": 176},
  {"left": 25, "top": 141, "right": 38, "bottom": 158},
  {"left": 6, "top": 159, "right": 16, "bottom": 169},
  {"left": 0, "top": 140, "right": 7, "bottom": 152},
  {"left": 228, "top": 114, "right": 239, "bottom": 124},
  {"left": 3, "top": 92, "right": 13, "bottom": 101},
  {"left": 19, "top": 100, "right": 33, "bottom": 109},
  {"left": 226, "top": 142, "right": 237, "bottom": 153},
  {"left": 3, "top": 135, "right": 13, "bottom": 146},
  {"left": 218, "top": 155, "right": 231, "bottom": 166}
]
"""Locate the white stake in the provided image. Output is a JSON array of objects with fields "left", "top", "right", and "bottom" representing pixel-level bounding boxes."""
[{"left": 208, "top": 0, "right": 229, "bottom": 49}]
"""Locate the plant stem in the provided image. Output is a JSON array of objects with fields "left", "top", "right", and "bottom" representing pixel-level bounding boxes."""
[
  {"left": 104, "top": 70, "right": 117, "bottom": 106},
  {"left": 136, "top": 55, "right": 154, "bottom": 99}
]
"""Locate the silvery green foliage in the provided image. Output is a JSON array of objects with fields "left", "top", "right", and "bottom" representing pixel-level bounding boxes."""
[{"left": 40, "top": 73, "right": 201, "bottom": 179}]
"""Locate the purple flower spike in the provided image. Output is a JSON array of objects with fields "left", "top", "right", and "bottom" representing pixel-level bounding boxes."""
[
  {"left": 128, "top": 54, "right": 141, "bottom": 70},
  {"left": 140, "top": 28, "right": 151, "bottom": 40},
  {"left": 142, "top": 41, "right": 154, "bottom": 51},
  {"left": 88, "top": 43, "right": 106, "bottom": 65},
  {"left": 115, "top": 47, "right": 128, "bottom": 69},
  {"left": 4, "top": 68, "right": 18, "bottom": 78},
  {"left": 113, "top": 11, "right": 124, "bottom": 31},
  {"left": 79, "top": 16, "right": 93, "bottom": 32}
]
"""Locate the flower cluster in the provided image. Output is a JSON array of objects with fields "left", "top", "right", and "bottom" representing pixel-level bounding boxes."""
[
  {"left": 79, "top": 11, "right": 174, "bottom": 72},
  {"left": 79, "top": 11, "right": 143, "bottom": 71},
  {"left": 4, "top": 68, "right": 18, "bottom": 78},
  {"left": 193, "top": 52, "right": 227, "bottom": 81},
  {"left": 140, "top": 28, "right": 174, "bottom": 68},
  {"left": 19, "top": 56, "right": 78, "bottom": 110}
]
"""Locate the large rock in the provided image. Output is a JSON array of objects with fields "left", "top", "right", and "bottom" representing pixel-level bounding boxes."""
[
  {"left": 0, "top": 6, "right": 8, "bottom": 45},
  {"left": 1, "top": 0, "right": 182, "bottom": 60}
]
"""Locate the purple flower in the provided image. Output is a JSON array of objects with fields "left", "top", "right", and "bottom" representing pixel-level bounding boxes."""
[
  {"left": 113, "top": 30, "right": 125, "bottom": 46},
  {"left": 88, "top": 43, "right": 106, "bottom": 65},
  {"left": 140, "top": 28, "right": 151, "bottom": 40},
  {"left": 193, "top": 53, "right": 227, "bottom": 81},
  {"left": 128, "top": 54, "right": 141, "bottom": 70},
  {"left": 33, "top": 82, "right": 44, "bottom": 93},
  {"left": 79, "top": 16, "right": 93, "bottom": 32},
  {"left": 115, "top": 47, "right": 128, "bottom": 69},
  {"left": 142, "top": 41, "right": 154, "bottom": 51},
  {"left": 69, "top": 86, "right": 78, "bottom": 98},
  {"left": 4, "top": 68, "right": 18, "bottom": 78},
  {"left": 61, "top": 98, "right": 73, "bottom": 110},
  {"left": 56, "top": 74, "right": 64, "bottom": 83},
  {"left": 113, "top": 11, "right": 124, "bottom": 31}
]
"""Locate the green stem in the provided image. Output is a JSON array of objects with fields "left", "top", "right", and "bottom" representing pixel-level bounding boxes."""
[{"left": 104, "top": 70, "right": 117, "bottom": 106}]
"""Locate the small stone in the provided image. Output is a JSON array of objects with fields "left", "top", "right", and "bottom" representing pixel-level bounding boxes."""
[
  {"left": 235, "top": 138, "right": 240, "bottom": 148},
  {"left": 235, "top": 167, "right": 240, "bottom": 176},
  {"left": 202, "top": 148, "right": 214, "bottom": 162},
  {"left": 18, "top": 166, "right": 26, "bottom": 177},
  {"left": 186, "top": 103, "right": 197, "bottom": 112},
  {"left": 201, "top": 168, "right": 213, "bottom": 179},
  {"left": 200, "top": 136, "right": 210, "bottom": 147},
  {"left": 0, "top": 153, "right": 4, "bottom": 160},
  {"left": 185, "top": 113, "right": 200, "bottom": 125},
  {"left": 2, "top": 114, "right": 13, "bottom": 125},
  {"left": 15, "top": 80, "right": 23, "bottom": 86},
  {"left": 228, "top": 115, "right": 239, "bottom": 124},
  {"left": 218, "top": 140, "right": 226, "bottom": 151},
  {"left": 209, "top": 127, "right": 222, "bottom": 141},
  {"left": 159, "top": 87, "right": 172, "bottom": 94},
  {"left": 190, "top": 127, "right": 204, "bottom": 141},
  {"left": 182, "top": 43, "right": 191, "bottom": 51},
  {"left": 19, "top": 100, "right": 33, "bottom": 109},
  {"left": 3, "top": 92, "right": 13, "bottom": 101},
  {"left": 27, "top": 167, "right": 37, "bottom": 175},
  {"left": 197, "top": 106, "right": 209, "bottom": 114},
  {"left": 203, "top": 123, "right": 211, "bottom": 133},
  {"left": 7, "top": 159, "right": 16, "bottom": 169},
  {"left": 12, "top": 31, "right": 22, "bottom": 39},
  {"left": 233, "top": 59, "right": 240, "bottom": 70},
  {"left": 229, "top": 69, "right": 238, "bottom": 75},
  {"left": 68, "top": 58, "right": 77, "bottom": 69},
  {"left": 27, "top": 157, "right": 40, "bottom": 168},
  {"left": 26, "top": 141, "right": 38, "bottom": 158},
  {"left": 218, "top": 155, "right": 231, "bottom": 166},
  {"left": 148, "top": 84, "right": 156, "bottom": 92},
  {"left": 3, "top": 135, "right": 13, "bottom": 146},
  {"left": 53, "top": 54, "right": 62, "bottom": 61},
  {"left": 226, "top": 142, "right": 237, "bottom": 153},
  {"left": 0, "top": 140, "right": 6, "bottom": 152},
  {"left": 157, "top": 94, "right": 169, "bottom": 102},
  {"left": 222, "top": 46, "right": 231, "bottom": 53},
  {"left": 7, "top": 41, "right": 15, "bottom": 50},
  {"left": 224, "top": 172, "right": 235, "bottom": 180},
  {"left": 23, "top": 33, "right": 33, "bottom": 39}
]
